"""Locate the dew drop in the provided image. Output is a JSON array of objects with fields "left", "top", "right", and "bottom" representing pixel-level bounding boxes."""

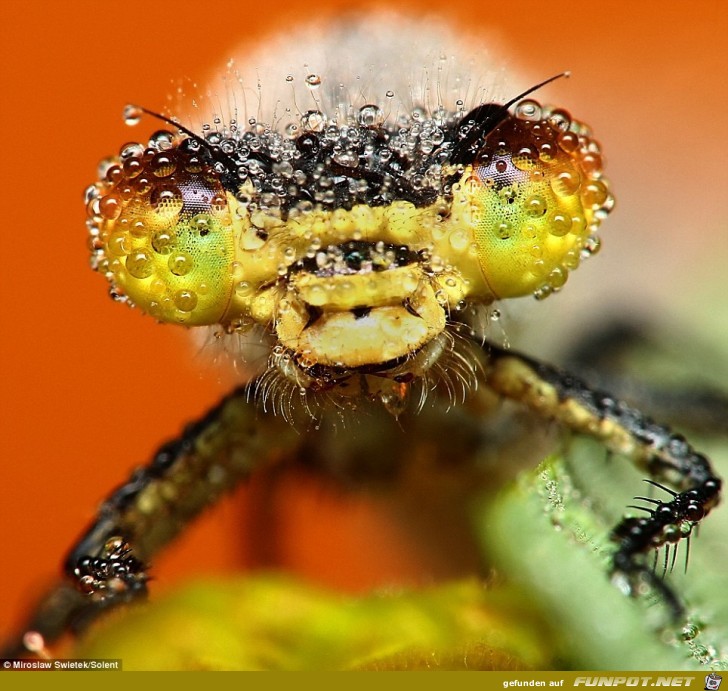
[
  {"left": 548, "top": 212, "right": 573, "bottom": 236},
  {"left": 305, "top": 74, "right": 321, "bottom": 89},
  {"left": 581, "top": 152, "right": 603, "bottom": 175},
  {"left": 300, "top": 110, "right": 327, "bottom": 132},
  {"left": 548, "top": 266, "right": 568, "bottom": 288},
  {"left": 168, "top": 252, "right": 194, "bottom": 276},
  {"left": 547, "top": 108, "right": 572, "bottom": 132},
  {"left": 580, "top": 234, "right": 601, "bottom": 258},
  {"left": 496, "top": 221, "right": 512, "bottom": 239},
  {"left": 235, "top": 281, "right": 255, "bottom": 298},
  {"left": 515, "top": 99, "right": 542, "bottom": 121},
  {"left": 122, "top": 157, "right": 143, "bottom": 178},
  {"left": 151, "top": 152, "right": 177, "bottom": 178},
  {"left": 98, "top": 194, "right": 122, "bottom": 220},
  {"left": 358, "top": 104, "right": 383, "bottom": 127},
  {"left": 582, "top": 179, "right": 609, "bottom": 209},
  {"left": 123, "top": 104, "right": 143, "bottom": 126},
  {"left": 551, "top": 169, "right": 581, "bottom": 197},
  {"left": 149, "top": 130, "right": 174, "bottom": 151},
  {"left": 126, "top": 250, "right": 155, "bottom": 279},
  {"left": 682, "top": 624, "right": 699, "bottom": 641},
  {"left": 151, "top": 230, "right": 175, "bottom": 254},
  {"left": 558, "top": 131, "right": 580, "bottom": 154},
  {"left": 524, "top": 195, "right": 548, "bottom": 218},
  {"left": 174, "top": 289, "right": 198, "bottom": 312}
]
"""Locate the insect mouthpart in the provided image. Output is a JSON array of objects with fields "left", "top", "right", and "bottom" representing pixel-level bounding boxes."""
[{"left": 274, "top": 238, "right": 449, "bottom": 376}]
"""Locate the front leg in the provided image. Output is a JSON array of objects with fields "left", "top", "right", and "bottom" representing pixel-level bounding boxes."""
[
  {"left": 2, "top": 383, "right": 301, "bottom": 658},
  {"left": 480, "top": 339, "right": 722, "bottom": 618}
]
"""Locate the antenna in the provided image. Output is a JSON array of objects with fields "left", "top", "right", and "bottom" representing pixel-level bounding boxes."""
[{"left": 451, "top": 72, "right": 570, "bottom": 164}]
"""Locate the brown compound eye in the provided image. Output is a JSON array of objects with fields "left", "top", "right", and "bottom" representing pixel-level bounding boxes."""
[{"left": 87, "top": 132, "right": 239, "bottom": 325}]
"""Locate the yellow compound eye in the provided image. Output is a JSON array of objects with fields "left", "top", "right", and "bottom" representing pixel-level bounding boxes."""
[
  {"left": 87, "top": 134, "right": 237, "bottom": 325},
  {"left": 458, "top": 101, "right": 614, "bottom": 299}
]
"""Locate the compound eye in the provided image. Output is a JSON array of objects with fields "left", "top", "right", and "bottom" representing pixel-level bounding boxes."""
[
  {"left": 87, "top": 134, "right": 238, "bottom": 324},
  {"left": 459, "top": 102, "right": 614, "bottom": 299}
]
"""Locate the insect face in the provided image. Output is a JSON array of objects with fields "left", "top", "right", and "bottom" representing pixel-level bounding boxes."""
[{"left": 87, "top": 96, "right": 612, "bottom": 411}]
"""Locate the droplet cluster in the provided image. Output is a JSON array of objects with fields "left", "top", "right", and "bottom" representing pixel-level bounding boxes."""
[{"left": 188, "top": 98, "right": 464, "bottom": 218}]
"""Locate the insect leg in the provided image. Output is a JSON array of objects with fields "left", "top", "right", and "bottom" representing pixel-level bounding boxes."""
[
  {"left": 479, "top": 339, "right": 722, "bottom": 618},
  {"left": 2, "top": 382, "right": 301, "bottom": 657}
]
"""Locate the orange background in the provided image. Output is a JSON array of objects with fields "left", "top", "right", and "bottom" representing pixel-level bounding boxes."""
[{"left": 1, "top": 0, "right": 726, "bottom": 642}]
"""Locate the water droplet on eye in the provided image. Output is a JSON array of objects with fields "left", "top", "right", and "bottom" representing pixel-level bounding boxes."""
[
  {"left": 525, "top": 195, "right": 548, "bottom": 218},
  {"left": 548, "top": 212, "right": 572, "bottom": 236},
  {"left": 126, "top": 250, "right": 154, "bottom": 279},
  {"left": 107, "top": 231, "right": 131, "bottom": 256},
  {"left": 151, "top": 230, "right": 175, "bottom": 254},
  {"left": 305, "top": 74, "right": 321, "bottom": 89},
  {"left": 149, "top": 130, "right": 175, "bottom": 151},
  {"left": 496, "top": 222, "right": 512, "bottom": 239},
  {"left": 539, "top": 142, "right": 556, "bottom": 161},
  {"left": 193, "top": 215, "right": 213, "bottom": 236},
  {"left": 580, "top": 152, "right": 603, "bottom": 175},
  {"left": 151, "top": 152, "right": 177, "bottom": 177},
  {"left": 98, "top": 194, "right": 122, "bottom": 220},
  {"left": 174, "top": 289, "right": 198, "bottom": 312},
  {"left": 547, "top": 108, "right": 571, "bottom": 132},
  {"left": 332, "top": 150, "right": 357, "bottom": 167},
  {"left": 562, "top": 248, "right": 580, "bottom": 270},
  {"left": 123, "top": 104, "right": 143, "bottom": 126},
  {"left": 550, "top": 169, "right": 581, "bottom": 197},
  {"left": 358, "top": 104, "right": 383, "bottom": 127},
  {"left": 122, "top": 157, "right": 143, "bottom": 178},
  {"left": 580, "top": 234, "right": 601, "bottom": 258},
  {"left": 533, "top": 284, "right": 553, "bottom": 300},
  {"left": 134, "top": 176, "right": 152, "bottom": 196},
  {"left": 150, "top": 185, "right": 183, "bottom": 215},
  {"left": 691, "top": 645, "right": 710, "bottom": 664},
  {"left": 120, "top": 142, "right": 144, "bottom": 160},
  {"left": 582, "top": 179, "right": 609, "bottom": 208},
  {"left": 495, "top": 159, "right": 508, "bottom": 174},
  {"left": 558, "top": 131, "right": 580, "bottom": 154},
  {"left": 514, "top": 99, "right": 542, "bottom": 121},
  {"left": 168, "top": 252, "right": 194, "bottom": 276},
  {"left": 548, "top": 266, "right": 568, "bottom": 288}
]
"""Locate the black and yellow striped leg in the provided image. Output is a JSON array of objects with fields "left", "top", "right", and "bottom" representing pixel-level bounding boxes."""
[
  {"left": 480, "top": 339, "right": 722, "bottom": 618},
  {"left": 2, "top": 384, "right": 300, "bottom": 658}
]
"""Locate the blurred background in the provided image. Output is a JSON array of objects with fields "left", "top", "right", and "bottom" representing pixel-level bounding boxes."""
[{"left": 1, "top": 0, "right": 726, "bottom": 643}]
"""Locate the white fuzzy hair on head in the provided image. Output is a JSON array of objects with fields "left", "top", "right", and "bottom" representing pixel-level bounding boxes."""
[{"left": 183, "top": 14, "right": 527, "bottom": 131}]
